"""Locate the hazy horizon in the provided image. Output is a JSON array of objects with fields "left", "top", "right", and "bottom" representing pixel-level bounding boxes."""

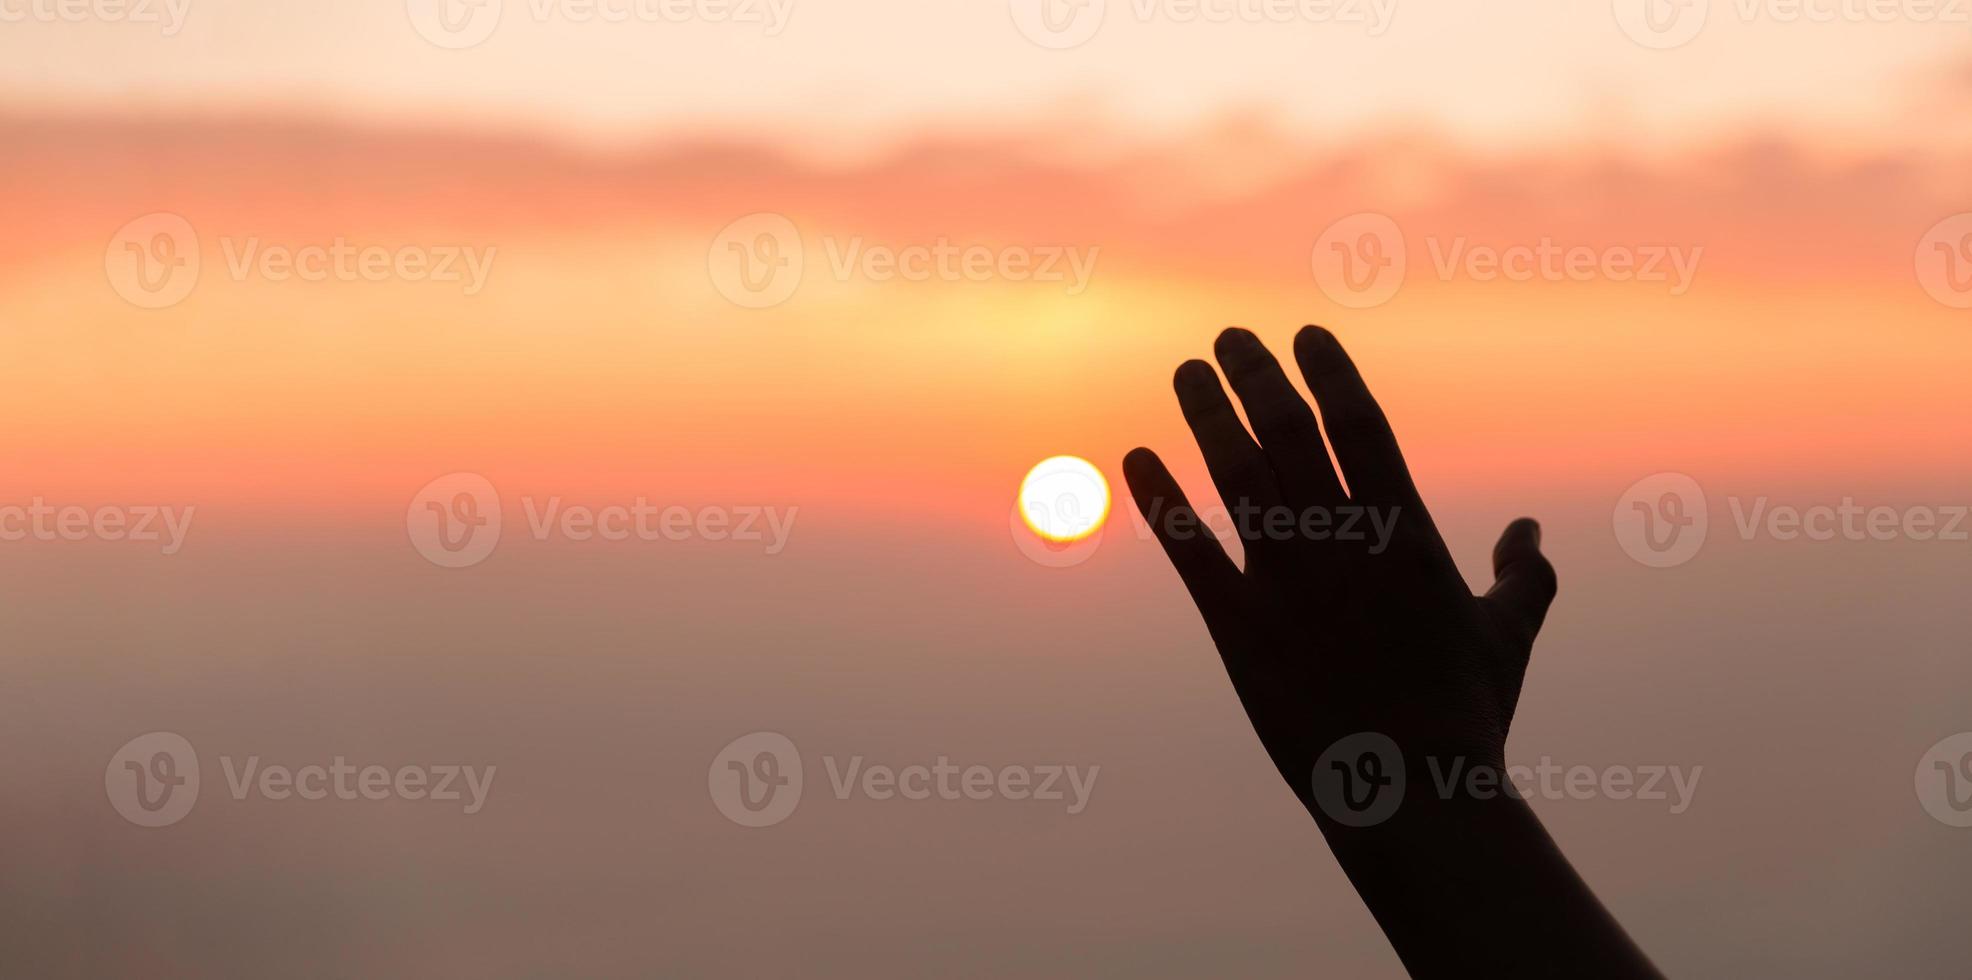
[{"left": 5, "top": 3, "right": 1972, "bottom": 976}]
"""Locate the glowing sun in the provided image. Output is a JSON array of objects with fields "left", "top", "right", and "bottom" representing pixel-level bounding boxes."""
[{"left": 1017, "top": 456, "right": 1111, "bottom": 543}]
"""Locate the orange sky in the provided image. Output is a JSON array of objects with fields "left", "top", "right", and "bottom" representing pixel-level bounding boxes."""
[
  {"left": 2, "top": 111, "right": 1968, "bottom": 530},
  {"left": 2, "top": 4, "right": 1970, "bottom": 528},
  {"left": 9, "top": 13, "right": 1972, "bottom": 980}
]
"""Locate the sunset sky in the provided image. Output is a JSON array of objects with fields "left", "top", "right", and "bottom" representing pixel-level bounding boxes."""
[{"left": 4, "top": 3, "right": 1972, "bottom": 978}]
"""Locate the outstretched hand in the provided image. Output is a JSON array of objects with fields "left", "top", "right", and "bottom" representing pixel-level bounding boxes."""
[
  {"left": 1123, "top": 326, "right": 1659, "bottom": 979},
  {"left": 1123, "top": 326, "right": 1557, "bottom": 796}
]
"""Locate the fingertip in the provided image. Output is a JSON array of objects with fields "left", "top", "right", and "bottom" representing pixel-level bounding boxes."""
[
  {"left": 1120, "top": 448, "right": 1183, "bottom": 523},
  {"left": 1294, "top": 323, "right": 1337, "bottom": 351},
  {"left": 1494, "top": 517, "right": 1557, "bottom": 593},
  {"left": 1507, "top": 516, "right": 1542, "bottom": 546},
  {"left": 1293, "top": 324, "right": 1349, "bottom": 376},
  {"left": 1173, "top": 359, "right": 1218, "bottom": 391},
  {"left": 1213, "top": 326, "right": 1259, "bottom": 356},
  {"left": 1493, "top": 515, "right": 1542, "bottom": 562}
]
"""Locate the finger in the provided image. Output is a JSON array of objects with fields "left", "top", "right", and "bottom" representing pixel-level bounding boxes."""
[
  {"left": 1213, "top": 327, "right": 1346, "bottom": 509},
  {"left": 1291, "top": 325, "right": 1418, "bottom": 507},
  {"left": 1172, "top": 359, "right": 1285, "bottom": 536},
  {"left": 1484, "top": 517, "right": 1559, "bottom": 648},
  {"left": 1123, "top": 447, "right": 1244, "bottom": 621}
]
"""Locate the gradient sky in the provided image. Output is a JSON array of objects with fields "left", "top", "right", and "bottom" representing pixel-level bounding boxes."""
[
  {"left": 5, "top": 4, "right": 1972, "bottom": 979},
  {"left": 4, "top": 0, "right": 1972, "bottom": 155}
]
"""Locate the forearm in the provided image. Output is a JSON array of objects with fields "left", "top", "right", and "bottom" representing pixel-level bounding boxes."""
[{"left": 1312, "top": 780, "right": 1662, "bottom": 979}]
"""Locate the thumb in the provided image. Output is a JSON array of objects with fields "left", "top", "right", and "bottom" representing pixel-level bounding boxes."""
[{"left": 1483, "top": 517, "right": 1559, "bottom": 650}]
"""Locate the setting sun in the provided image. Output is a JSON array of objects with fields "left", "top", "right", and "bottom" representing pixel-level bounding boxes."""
[{"left": 1017, "top": 455, "right": 1111, "bottom": 543}]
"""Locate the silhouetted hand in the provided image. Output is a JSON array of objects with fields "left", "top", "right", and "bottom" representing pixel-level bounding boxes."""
[
  {"left": 1122, "top": 325, "right": 1556, "bottom": 794},
  {"left": 1124, "top": 326, "right": 1660, "bottom": 980}
]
